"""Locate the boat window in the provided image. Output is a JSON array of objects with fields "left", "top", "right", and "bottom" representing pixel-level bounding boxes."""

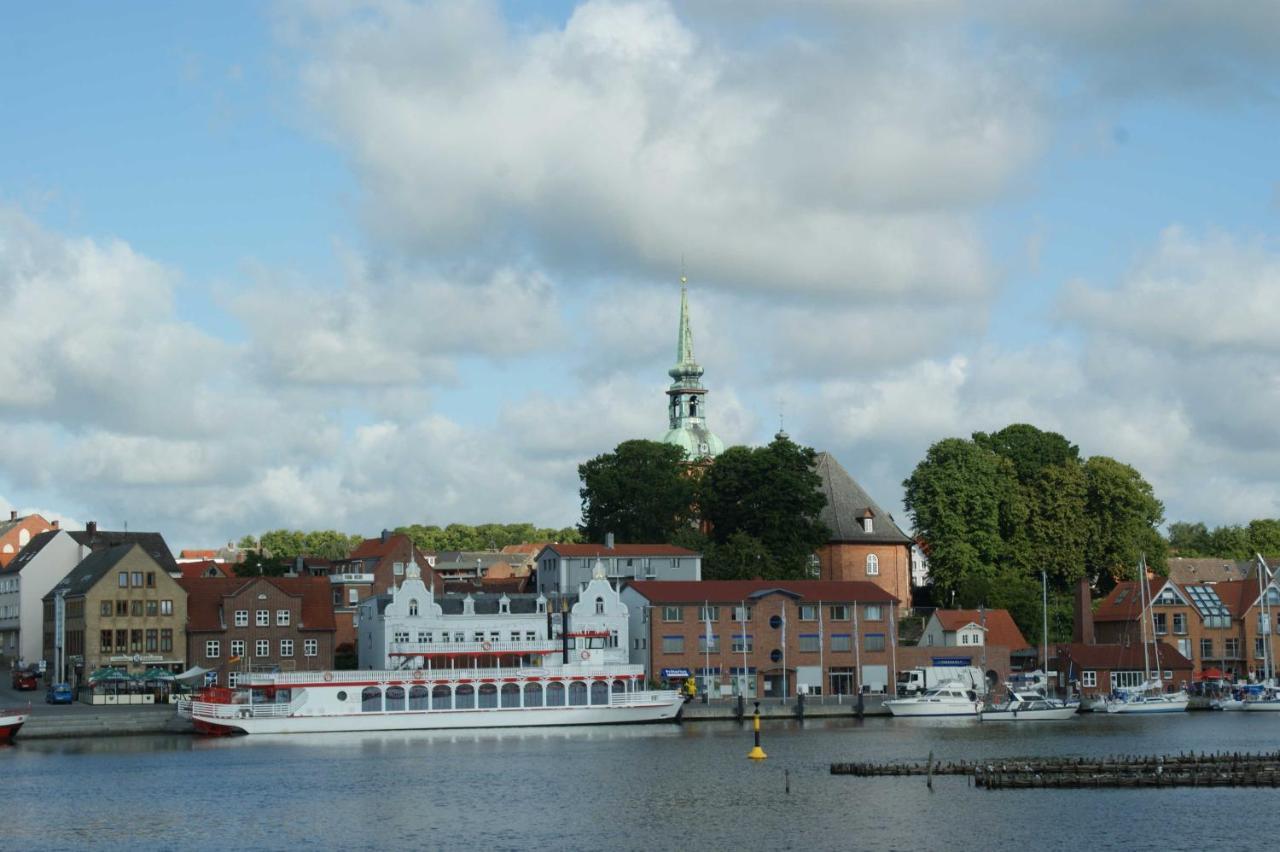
[
  {"left": 523, "top": 683, "right": 544, "bottom": 707},
  {"left": 455, "top": 684, "right": 476, "bottom": 710},
  {"left": 336, "top": 691, "right": 347, "bottom": 702},
  {"left": 546, "top": 682, "right": 566, "bottom": 707},
  {"left": 431, "top": 685, "right": 452, "bottom": 710},
  {"left": 385, "top": 686, "right": 406, "bottom": 712},
  {"left": 478, "top": 684, "right": 498, "bottom": 708},
  {"left": 501, "top": 683, "right": 521, "bottom": 708},
  {"left": 361, "top": 687, "right": 382, "bottom": 713},
  {"left": 590, "top": 681, "right": 609, "bottom": 705},
  {"left": 569, "top": 681, "right": 589, "bottom": 706},
  {"left": 612, "top": 679, "right": 627, "bottom": 694},
  {"left": 408, "top": 686, "right": 429, "bottom": 711}
]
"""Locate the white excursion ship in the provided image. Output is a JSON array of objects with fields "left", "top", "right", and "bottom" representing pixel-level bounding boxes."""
[{"left": 179, "top": 560, "right": 684, "bottom": 735}]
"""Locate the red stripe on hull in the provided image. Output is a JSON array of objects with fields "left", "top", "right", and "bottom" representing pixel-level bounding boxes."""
[
  {"left": 0, "top": 722, "right": 23, "bottom": 741},
  {"left": 192, "top": 719, "right": 239, "bottom": 736}
]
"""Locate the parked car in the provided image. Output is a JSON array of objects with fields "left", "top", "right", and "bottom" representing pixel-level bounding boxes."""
[
  {"left": 11, "top": 667, "right": 38, "bottom": 691},
  {"left": 45, "top": 682, "right": 74, "bottom": 704}
]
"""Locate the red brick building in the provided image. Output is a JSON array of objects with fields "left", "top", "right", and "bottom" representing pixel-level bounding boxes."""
[
  {"left": 623, "top": 580, "right": 899, "bottom": 699},
  {"left": 1053, "top": 642, "right": 1194, "bottom": 700},
  {"left": 325, "top": 531, "right": 440, "bottom": 655},
  {"left": 179, "top": 575, "right": 336, "bottom": 686},
  {"left": 812, "top": 453, "right": 913, "bottom": 614}
]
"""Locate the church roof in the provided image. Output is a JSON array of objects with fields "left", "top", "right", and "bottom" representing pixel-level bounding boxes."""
[{"left": 813, "top": 452, "right": 912, "bottom": 545}]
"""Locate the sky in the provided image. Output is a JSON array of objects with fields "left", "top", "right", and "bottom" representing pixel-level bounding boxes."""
[{"left": 2, "top": 1, "right": 1280, "bottom": 548}]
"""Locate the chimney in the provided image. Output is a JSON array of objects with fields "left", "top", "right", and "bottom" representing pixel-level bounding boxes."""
[
  {"left": 86, "top": 520, "right": 98, "bottom": 536},
  {"left": 381, "top": 529, "right": 390, "bottom": 544},
  {"left": 605, "top": 532, "right": 615, "bottom": 550},
  {"left": 1073, "top": 578, "right": 1094, "bottom": 645},
  {"left": 51, "top": 519, "right": 60, "bottom": 530},
  {"left": 9, "top": 510, "right": 16, "bottom": 521}
]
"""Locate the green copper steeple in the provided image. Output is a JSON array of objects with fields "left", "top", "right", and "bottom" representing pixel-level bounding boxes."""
[{"left": 662, "top": 275, "right": 724, "bottom": 462}]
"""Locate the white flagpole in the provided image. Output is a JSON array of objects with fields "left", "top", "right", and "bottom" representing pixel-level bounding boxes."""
[
  {"left": 889, "top": 604, "right": 898, "bottom": 698},
  {"left": 741, "top": 599, "right": 749, "bottom": 698},
  {"left": 704, "top": 599, "right": 711, "bottom": 699},
  {"left": 853, "top": 599, "right": 861, "bottom": 695},
  {"left": 782, "top": 604, "right": 788, "bottom": 702},
  {"left": 818, "top": 600, "right": 825, "bottom": 700}
]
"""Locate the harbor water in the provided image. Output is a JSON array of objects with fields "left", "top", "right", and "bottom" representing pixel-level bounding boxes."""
[{"left": 6, "top": 713, "right": 1280, "bottom": 851}]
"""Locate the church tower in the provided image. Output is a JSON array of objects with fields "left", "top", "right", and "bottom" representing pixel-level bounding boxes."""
[{"left": 661, "top": 277, "right": 724, "bottom": 462}]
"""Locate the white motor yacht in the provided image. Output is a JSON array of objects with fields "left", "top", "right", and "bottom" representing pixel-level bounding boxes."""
[
  {"left": 884, "top": 682, "right": 982, "bottom": 718},
  {"left": 980, "top": 687, "right": 1078, "bottom": 721}
]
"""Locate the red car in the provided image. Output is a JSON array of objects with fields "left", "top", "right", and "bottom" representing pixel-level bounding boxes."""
[{"left": 10, "top": 668, "right": 38, "bottom": 691}]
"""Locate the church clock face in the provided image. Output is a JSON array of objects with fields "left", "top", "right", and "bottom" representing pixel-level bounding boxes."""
[{"left": 698, "top": 442, "right": 709, "bottom": 454}]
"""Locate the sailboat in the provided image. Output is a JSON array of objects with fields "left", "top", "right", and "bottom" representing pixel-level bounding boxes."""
[
  {"left": 980, "top": 571, "right": 1078, "bottom": 721},
  {"left": 1104, "top": 555, "right": 1189, "bottom": 714},
  {"left": 1243, "top": 555, "right": 1280, "bottom": 712}
]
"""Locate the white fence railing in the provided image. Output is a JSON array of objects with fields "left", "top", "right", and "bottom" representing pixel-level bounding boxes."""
[
  {"left": 241, "top": 665, "right": 646, "bottom": 686},
  {"left": 388, "top": 640, "right": 560, "bottom": 656}
]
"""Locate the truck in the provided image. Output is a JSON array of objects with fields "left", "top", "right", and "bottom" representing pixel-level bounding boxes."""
[{"left": 896, "top": 666, "right": 989, "bottom": 697}]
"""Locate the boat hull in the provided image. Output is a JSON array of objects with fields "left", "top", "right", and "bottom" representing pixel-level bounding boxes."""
[
  {"left": 980, "top": 707, "right": 1078, "bottom": 722},
  {"left": 191, "top": 699, "right": 684, "bottom": 735},
  {"left": 884, "top": 701, "right": 981, "bottom": 718},
  {"left": 0, "top": 711, "right": 28, "bottom": 741},
  {"left": 1242, "top": 701, "right": 1280, "bottom": 712},
  {"left": 1104, "top": 697, "right": 1189, "bottom": 714}
]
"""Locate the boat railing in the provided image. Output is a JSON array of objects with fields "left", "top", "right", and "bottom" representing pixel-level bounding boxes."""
[
  {"left": 188, "top": 694, "right": 308, "bottom": 720},
  {"left": 388, "top": 640, "right": 562, "bottom": 657},
  {"left": 609, "top": 691, "right": 678, "bottom": 706},
  {"left": 241, "top": 665, "right": 646, "bottom": 685}
]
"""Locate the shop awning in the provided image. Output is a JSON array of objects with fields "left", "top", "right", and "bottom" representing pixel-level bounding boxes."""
[{"left": 174, "top": 666, "right": 212, "bottom": 683}]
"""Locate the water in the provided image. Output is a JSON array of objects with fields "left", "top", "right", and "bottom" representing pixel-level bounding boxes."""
[{"left": 6, "top": 713, "right": 1280, "bottom": 851}]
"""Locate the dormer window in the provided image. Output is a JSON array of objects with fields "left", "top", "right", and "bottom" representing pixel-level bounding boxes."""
[
  {"left": 500, "top": 599, "right": 510, "bottom": 614},
  {"left": 862, "top": 516, "right": 873, "bottom": 533},
  {"left": 537, "top": 599, "right": 546, "bottom": 614}
]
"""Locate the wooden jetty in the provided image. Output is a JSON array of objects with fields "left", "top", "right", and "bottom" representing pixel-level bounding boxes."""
[{"left": 832, "top": 751, "right": 1280, "bottom": 789}]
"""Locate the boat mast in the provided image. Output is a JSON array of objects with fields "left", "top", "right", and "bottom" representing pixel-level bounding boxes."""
[
  {"left": 1137, "top": 556, "right": 1151, "bottom": 683},
  {"left": 1041, "top": 570, "right": 1048, "bottom": 684},
  {"left": 1146, "top": 555, "right": 1164, "bottom": 684},
  {"left": 1256, "top": 554, "right": 1273, "bottom": 685}
]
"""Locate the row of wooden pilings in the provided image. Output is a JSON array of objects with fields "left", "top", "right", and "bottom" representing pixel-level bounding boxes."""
[{"left": 831, "top": 750, "right": 1280, "bottom": 789}]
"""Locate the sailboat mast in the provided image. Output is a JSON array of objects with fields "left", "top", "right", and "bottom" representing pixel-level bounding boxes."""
[
  {"left": 1147, "top": 556, "right": 1164, "bottom": 680},
  {"left": 1256, "top": 554, "right": 1273, "bottom": 684},
  {"left": 1138, "top": 556, "right": 1151, "bottom": 680}
]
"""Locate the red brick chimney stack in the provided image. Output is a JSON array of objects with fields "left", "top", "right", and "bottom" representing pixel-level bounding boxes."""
[{"left": 1073, "top": 577, "right": 1094, "bottom": 645}]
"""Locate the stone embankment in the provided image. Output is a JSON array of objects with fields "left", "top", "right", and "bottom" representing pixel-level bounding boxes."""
[
  {"left": 682, "top": 695, "right": 888, "bottom": 721},
  {"left": 19, "top": 706, "right": 193, "bottom": 739}
]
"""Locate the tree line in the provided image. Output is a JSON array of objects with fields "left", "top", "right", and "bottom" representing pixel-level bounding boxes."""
[
  {"left": 1166, "top": 520, "right": 1280, "bottom": 560},
  {"left": 577, "top": 435, "right": 830, "bottom": 580}
]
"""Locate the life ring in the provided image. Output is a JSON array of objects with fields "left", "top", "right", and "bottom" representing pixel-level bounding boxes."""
[
  {"left": 412, "top": 670, "right": 423, "bottom": 680},
  {"left": 481, "top": 641, "right": 492, "bottom": 651},
  {"left": 323, "top": 671, "right": 334, "bottom": 682},
  {"left": 580, "top": 650, "right": 590, "bottom": 660}
]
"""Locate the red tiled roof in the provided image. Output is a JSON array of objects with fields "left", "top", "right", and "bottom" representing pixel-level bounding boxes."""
[
  {"left": 541, "top": 543, "right": 698, "bottom": 558},
  {"left": 627, "top": 580, "right": 897, "bottom": 604},
  {"left": 931, "top": 609, "right": 1029, "bottom": 649},
  {"left": 1092, "top": 578, "right": 1167, "bottom": 622},
  {"left": 500, "top": 543, "right": 549, "bottom": 555},
  {"left": 178, "top": 560, "right": 229, "bottom": 580},
  {"left": 1054, "top": 642, "right": 1193, "bottom": 670},
  {"left": 1212, "top": 580, "right": 1261, "bottom": 619},
  {"left": 349, "top": 534, "right": 414, "bottom": 560},
  {"left": 177, "top": 576, "right": 337, "bottom": 633},
  {"left": 179, "top": 549, "right": 218, "bottom": 560}
]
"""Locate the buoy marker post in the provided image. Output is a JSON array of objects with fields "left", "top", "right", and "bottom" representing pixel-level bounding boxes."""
[{"left": 748, "top": 701, "right": 767, "bottom": 760}]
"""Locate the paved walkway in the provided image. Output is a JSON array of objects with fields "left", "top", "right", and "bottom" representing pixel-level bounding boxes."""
[{"left": 2, "top": 679, "right": 194, "bottom": 738}]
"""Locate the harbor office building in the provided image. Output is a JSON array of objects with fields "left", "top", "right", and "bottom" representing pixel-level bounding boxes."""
[
  {"left": 357, "top": 561, "right": 632, "bottom": 673},
  {"left": 622, "top": 580, "right": 899, "bottom": 699},
  {"left": 41, "top": 543, "right": 189, "bottom": 684}
]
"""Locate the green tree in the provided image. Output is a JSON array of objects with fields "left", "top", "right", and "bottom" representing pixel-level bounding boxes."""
[
  {"left": 236, "top": 534, "right": 259, "bottom": 550},
  {"left": 699, "top": 435, "right": 829, "bottom": 580},
  {"left": 578, "top": 440, "right": 696, "bottom": 543},
  {"left": 302, "top": 530, "right": 357, "bottom": 560},
  {"left": 1167, "top": 521, "right": 1210, "bottom": 556},
  {"left": 703, "top": 531, "right": 773, "bottom": 580},
  {"left": 258, "top": 529, "right": 307, "bottom": 560},
  {"left": 1247, "top": 519, "right": 1280, "bottom": 558},
  {"left": 973, "top": 423, "right": 1079, "bottom": 484},
  {"left": 1020, "top": 462, "right": 1089, "bottom": 588},
  {"left": 1207, "top": 524, "right": 1252, "bottom": 559},
  {"left": 903, "top": 438, "right": 1018, "bottom": 600},
  {"left": 233, "top": 550, "right": 289, "bottom": 577},
  {"left": 1083, "top": 456, "right": 1166, "bottom": 590}
]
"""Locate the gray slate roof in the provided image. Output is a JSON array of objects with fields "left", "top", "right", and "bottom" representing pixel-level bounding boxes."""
[
  {"left": 813, "top": 452, "right": 912, "bottom": 545},
  {"left": 439, "top": 593, "right": 557, "bottom": 616},
  {"left": 43, "top": 543, "right": 142, "bottom": 600},
  {"left": 68, "top": 530, "right": 177, "bottom": 574},
  {"left": 1, "top": 530, "right": 61, "bottom": 574}
]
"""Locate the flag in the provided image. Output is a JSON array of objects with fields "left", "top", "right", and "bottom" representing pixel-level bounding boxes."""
[{"left": 228, "top": 656, "right": 242, "bottom": 665}]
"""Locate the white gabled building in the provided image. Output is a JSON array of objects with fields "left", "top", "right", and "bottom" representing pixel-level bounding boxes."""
[{"left": 357, "top": 561, "right": 632, "bottom": 671}]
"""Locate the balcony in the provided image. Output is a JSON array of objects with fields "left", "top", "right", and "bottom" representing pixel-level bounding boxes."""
[{"left": 329, "top": 573, "right": 375, "bottom": 585}]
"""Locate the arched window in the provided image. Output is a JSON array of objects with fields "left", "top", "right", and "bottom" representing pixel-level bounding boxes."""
[
  {"left": 385, "top": 686, "right": 405, "bottom": 712},
  {"left": 590, "top": 681, "right": 609, "bottom": 705},
  {"left": 569, "top": 681, "right": 588, "bottom": 706},
  {"left": 501, "top": 683, "right": 520, "bottom": 708},
  {"left": 431, "top": 684, "right": 452, "bottom": 710},
  {"left": 866, "top": 554, "right": 879, "bottom": 576},
  {"left": 409, "top": 599, "right": 419, "bottom": 616},
  {"left": 409, "top": 685, "right": 429, "bottom": 711},
  {"left": 546, "top": 682, "right": 566, "bottom": 707},
  {"left": 18, "top": 529, "right": 30, "bottom": 547},
  {"left": 612, "top": 679, "right": 627, "bottom": 695},
  {"left": 478, "top": 683, "right": 498, "bottom": 708},
  {"left": 455, "top": 684, "right": 476, "bottom": 709},
  {"left": 361, "top": 687, "right": 382, "bottom": 713},
  {"left": 595, "top": 597, "right": 604, "bottom": 615},
  {"left": 689, "top": 397, "right": 698, "bottom": 417},
  {"left": 523, "top": 682, "right": 544, "bottom": 707}
]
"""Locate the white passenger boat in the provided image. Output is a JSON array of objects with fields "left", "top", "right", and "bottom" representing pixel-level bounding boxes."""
[
  {"left": 178, "top": 663, "right": 683, "bottom": 735},
  {"left": 883, "top": 683, "right": 982, "bottom": 718},
  {"left": 980, "top": 687, "right": 1078, "bottom": 721}
]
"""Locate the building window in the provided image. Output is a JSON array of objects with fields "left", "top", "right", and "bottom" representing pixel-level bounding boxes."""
[
  {"left": 100, "top": 601, "right": 112, "bottom": 617},
  {"left": 960, "top": 634, "right": 969, "bottom": 645},
  {"left": 862, "top": 516, "right": 874, "bottom": 533},
  {"left": 663, "top": 606, "right": 683, "bottom": 623},
  {"left": 130, "top": 600, "right": 142, "bottom": 617},
  {"left": 146, "top": 600, "right": 158, "bottom": 617},
  {"left": 831, "top": 634, "right": 852, "bottom": 652},
  {"left": 231, "top": 640, "right": 245, "bottom": 658},
  {"left": 662, "top": 636, "right": 685, "bottom": 654},
  {"left": 1172, "top": 613, "right": 1186, "bottom": 635},
  {"left": 1226, "top": 638, "right": 1241, "bottom": 658},
  {"left": 228, "top": 672, "right": 241, "bottom": 688},
  {"left": 256, "top": 639, "right": 270, "bottom": 657},
  {"left": 160, "top": 628, "right": 173, "bottom": 653},
  {"left": 100, "top": 630, "right": 112, "bottom": 653},
  {"left": 234, "top": 610, "right": 248, "bottom": 627},
  {"left": 866, "top": 554, "right": 879, "bottom": 576},
  {"left": 393, "top": 561, "right": 404, "bottom": 576},
  {"left": 595, "top": 597, "right": 605, "bottom": 615},
  {"left": 798, "top": 634, "right": 820, "bottom": 652},
  {"left": 1153, "top": 613, "right": 1167, "bottom": 635},
  {"left": 132, "top": 572, "right": 143, "bottom": 587},
  {"left": 525, "top": 631, "right": 537, "bottom": 641},
  {"left": 1082, "top": 671, "right": 1097, "bottom": 688},
  {"left": 280, "top": 640, "right": 294, "bottom": 657},
  {"left": 161, "top": 599, "right": 173, "bottom": 616},
  {"left": 798, "top": 605, "right": 817, "bottom": 622},
  {"left": 698, "top": 606, "right": 720, "bottom": 622},
  {"left": 145, "top": 572, "right": 155, "bottom": 588},
  {"left": 394, "top": 630, "right": 410, "bottom": 643},
  {"left": 115, "top": 629, "right": 127, "bottom": 652},
  {"left": 146, "top": 629, "right": 158, "bottom": 652},
  {"left": 732, "top": 606, "right": 752, "bottom": 622},
  {"left": 830, "top": 605, "right": 849, "bottom": 621},
  {"left": 348, "top": 588, "right": 359, "bottom": 604},
  {"left": 698, "top": 634, "right": 720, "bottom": 653},
  {"left": 731, "top": 634, "right": 754, "bottom": 653},
  {"left": 865, "top": 605, "right": 882, "bottom": 622},
  {"left": 256, "top": 610, "right": 269, "bottom": 627},
  {"left": 304, "top": 639, "right": 318, "bottom": 657},
  {"left": 206, "top": 640, "right": 221, "bottom": 658},
  {"left": 865, "top": 633, "right": 886, "bottom": 652},
  {"left": 130, "top": 629, "right": 142, "bottom": 651},
  {"left": 277, "top": 610, "right": 290, "bottom": 627},
  {"left": 116, "top": 600, "right": 128, "bottom": 616},
  {"left": 1200, "top": 638, "right": 1213, "bottom": 659},
  {"left": 118, "top": 572, "right": 128, "bottom": 588}
]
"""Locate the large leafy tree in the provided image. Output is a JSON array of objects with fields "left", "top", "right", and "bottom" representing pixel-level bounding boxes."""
[
  {"left": 1082, "top": 456, "right": 1166, "bottom": 589},
  {"left": 973, "top": 424, "right": 1079, "bottom": 484},
  {"left": 396, "top": 523, "right": 580, "bottom": 552},
  {"left": 578, "top": 440, "right": 697, "bottom": 543},
  {"left": 699, "top": 435, "right": 829, "bottom": 580},
  {"left": 1167, "top": 521, "right": 1211, "bottom": 555}
]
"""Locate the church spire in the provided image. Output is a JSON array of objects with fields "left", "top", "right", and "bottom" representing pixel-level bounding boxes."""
[
  {"left": 661, "top": 274, "right": 722, "bottom": 462},
  {"left": 670, "top": 275, "right": 702, "bottom": 381}
]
